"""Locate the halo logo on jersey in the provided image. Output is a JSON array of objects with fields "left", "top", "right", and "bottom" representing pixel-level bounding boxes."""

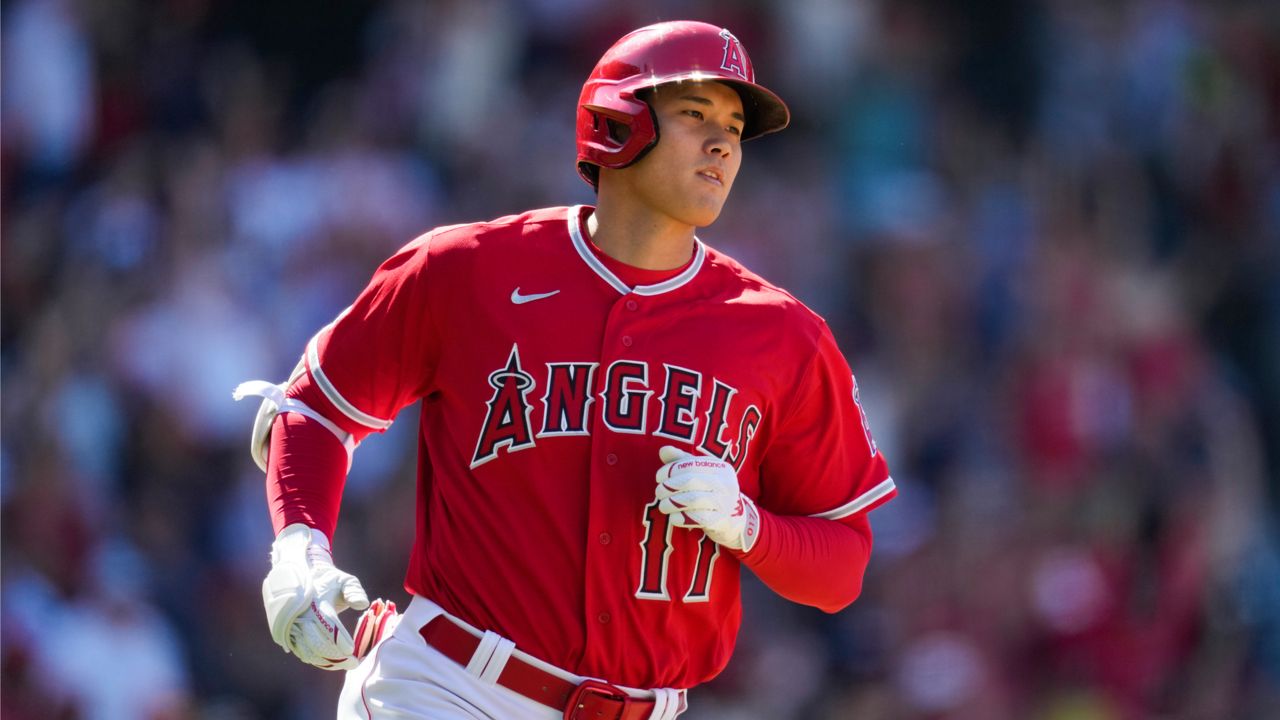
[
  {"left": 719, "top": 29, "right": 749, "bottom": 81},
  {"left": 471, "top": 344, "right": 537, "bottom": 467}
]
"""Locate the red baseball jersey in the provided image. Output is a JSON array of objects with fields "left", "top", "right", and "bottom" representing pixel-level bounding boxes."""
[{"left": 289, "top": 205, "right": 894, "bottom": 689}]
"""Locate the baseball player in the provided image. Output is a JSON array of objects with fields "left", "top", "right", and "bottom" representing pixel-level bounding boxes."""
[{"left": 235, "top": 20, "right": 895, "bottom": 720}]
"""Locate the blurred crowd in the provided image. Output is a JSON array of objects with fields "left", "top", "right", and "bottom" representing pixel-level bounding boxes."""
[{"left": 3, "top": 0, "right": 1279, "bottom": 718}]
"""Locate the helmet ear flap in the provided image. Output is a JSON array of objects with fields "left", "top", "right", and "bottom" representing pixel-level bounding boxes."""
[
  {"left": 577, "top": 98, "right": 660, "bottom": 188},
  {"left": 583, "top": 103, "right": 635, "bottom": 152}
]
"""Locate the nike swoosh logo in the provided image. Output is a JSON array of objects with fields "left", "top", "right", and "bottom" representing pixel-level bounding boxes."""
[{"left": 511, "top": 288, "right": 560, "bottom": 305}]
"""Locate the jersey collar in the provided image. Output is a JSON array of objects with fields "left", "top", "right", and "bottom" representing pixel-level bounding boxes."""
[{"left": 567, "top": 205, "right": 705, "bottom": 297}]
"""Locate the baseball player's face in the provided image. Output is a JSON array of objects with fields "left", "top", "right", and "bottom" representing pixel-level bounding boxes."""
[{"left": 608, "top": 81, "right": 744, "bottom": 228}]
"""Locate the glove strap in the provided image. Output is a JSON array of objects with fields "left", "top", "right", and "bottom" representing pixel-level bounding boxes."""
[
  {"left": 739, "top": 495, "right": 761, "bottom": 554},
  {"left": 271, "top": 523, "right": 332, "bottom": 567}
]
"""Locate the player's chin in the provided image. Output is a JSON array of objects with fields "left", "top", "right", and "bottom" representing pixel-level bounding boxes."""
[{"left": 679, "top": 195, "right": 730, "bottom": 228}]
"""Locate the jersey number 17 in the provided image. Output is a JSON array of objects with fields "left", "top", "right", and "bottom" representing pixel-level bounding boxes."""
[{"left": 635, "top": 500, "right": 720, "bottom": 603}]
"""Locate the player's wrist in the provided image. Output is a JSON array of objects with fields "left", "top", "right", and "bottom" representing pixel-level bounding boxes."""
[
  {"left": 736, "top": 494, "right": 761, "bottom": 553},
  {"left": 271, "top": 523, "right": 333, "bottom": 567},
  {"left": 729, "top": 501, "right": 772, "bottom": 559}
]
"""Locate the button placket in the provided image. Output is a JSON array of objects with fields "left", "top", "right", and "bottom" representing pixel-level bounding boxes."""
[{"left": 582, "top": 290, "right": 642, "bottom": 648}]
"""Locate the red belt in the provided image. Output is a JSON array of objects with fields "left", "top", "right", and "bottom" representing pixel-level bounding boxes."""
[{"left": 419, "top": 615, "right": 656, "bottom": 720}]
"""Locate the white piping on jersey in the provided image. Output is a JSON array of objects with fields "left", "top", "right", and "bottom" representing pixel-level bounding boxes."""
[
  {"left": 566, "top": 205, "right": 706, "bottom": 297},
  {"left": 808, "top": 477, "right": 897, "bottom": 521},
  {"left": 305, "top": 311, "right": 394, "bottom": 431}
]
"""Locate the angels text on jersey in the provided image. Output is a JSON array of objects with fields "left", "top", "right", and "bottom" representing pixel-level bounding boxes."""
[{"left": 471, "top": 344, "right": 762, "bottom": 469}]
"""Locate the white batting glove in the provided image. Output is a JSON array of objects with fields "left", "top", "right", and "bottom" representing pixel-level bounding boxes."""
[
  {"left": 655, "top": 446, "right": 761, "bottom": 553},
  {"left": 262, "top": 523, "right": 370, "bottom": 671}
]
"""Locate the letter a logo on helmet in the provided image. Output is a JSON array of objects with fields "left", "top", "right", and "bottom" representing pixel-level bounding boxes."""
[
  {"left": 719, "top": 29, "right": 748, "bottom": 80},
  {"left": 575, "top": 20, "right": 791, "bottom": 188}
]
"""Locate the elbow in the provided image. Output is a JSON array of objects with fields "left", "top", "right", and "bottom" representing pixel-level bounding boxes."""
[
  {"left": 814, "top": 571, "right": 864, "bottom": 614},
  {"left": 817, "top": 525, "right": 871, "bottom": 613},
  {"left": 819, "top": 517, "right": 874, "bottom": 613}
]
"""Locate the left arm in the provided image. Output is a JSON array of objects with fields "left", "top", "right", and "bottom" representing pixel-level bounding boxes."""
[
  {"left": 654, "top": 320, "right": 894, "bottom": 613},
  {"left": 655, "top": 447, "right": 876, "bottom": 614},
  {"left": 733, "top": 509, "right": 872, "bottom": 614}
]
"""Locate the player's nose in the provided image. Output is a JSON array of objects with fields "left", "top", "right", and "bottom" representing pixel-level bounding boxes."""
[{"left": 705, "top": 131, "right": 733, "bottom": 158}]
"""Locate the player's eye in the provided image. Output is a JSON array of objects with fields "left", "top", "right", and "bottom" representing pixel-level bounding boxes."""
[
  {"left": 727, "top": 125, "right": 742, "bottom": 136},
  {"left": 684, "top": 109, "right": 704, "bottom": 120}
]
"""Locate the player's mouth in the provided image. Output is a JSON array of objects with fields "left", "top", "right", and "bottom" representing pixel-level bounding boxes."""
[{"left": 696, "top": 167, "right": 725, "bottom": 187}]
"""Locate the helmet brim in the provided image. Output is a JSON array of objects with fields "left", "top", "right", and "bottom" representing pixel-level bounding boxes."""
[
  {"left": 633, "top": 75, "right": 790, "bottom": 141},
  {"left": 725, "top": 80, "right": 790, "bottom": 141}
]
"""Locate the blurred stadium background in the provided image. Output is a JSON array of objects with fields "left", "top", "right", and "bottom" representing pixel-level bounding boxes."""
[{"left": 3, "top": 0, "right": 1279, "bottom": 718}]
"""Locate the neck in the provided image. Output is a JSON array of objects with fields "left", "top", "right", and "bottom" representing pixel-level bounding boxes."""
[{"left": 587, "top": 201, "right": 696, "bottom": 271}]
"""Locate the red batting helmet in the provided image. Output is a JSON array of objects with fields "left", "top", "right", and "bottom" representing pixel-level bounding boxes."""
[{"left": 576, "top": 20, "right": 790, "bottom": 188}]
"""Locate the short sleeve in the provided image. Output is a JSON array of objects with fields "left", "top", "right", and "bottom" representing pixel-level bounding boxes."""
[
  {"left": 298, "top": 233, "right": 441, "bottom": 431},
  {"left": 758, "top": 324, "right": 895, "bottom": 522}
]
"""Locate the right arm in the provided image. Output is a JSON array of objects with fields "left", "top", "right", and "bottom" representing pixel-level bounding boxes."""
[{"left": 237, "top": 230, "right": 443, "bottom": 669}]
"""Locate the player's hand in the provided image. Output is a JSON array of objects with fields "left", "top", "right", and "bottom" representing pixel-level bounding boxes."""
[
  {"left": 262, "top": 523, "right": 370, "bottom": 671},
  {"left": 655, "top": 446, "right": 761, "bottom": 552}
]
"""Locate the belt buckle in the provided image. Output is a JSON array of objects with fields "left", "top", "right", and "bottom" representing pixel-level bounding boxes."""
[{"left": 564, "top": 679, "right": 630, "bottom": 720}]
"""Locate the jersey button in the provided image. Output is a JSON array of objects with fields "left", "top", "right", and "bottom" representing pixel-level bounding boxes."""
[
  {"left": 621, "top": 335, "right": 633, "bottom": 347},
  {"left": 597, "top": 612, "right": 611, "bottom": 624},
  {"left": 606, "top": 453, "right": 618, "bottom": 465},
  {"left": 625, "top": 300, "right": 638, "bottom": 311},
  {"left": 598, "top": 532, "right": 611, "bottom": 545}
]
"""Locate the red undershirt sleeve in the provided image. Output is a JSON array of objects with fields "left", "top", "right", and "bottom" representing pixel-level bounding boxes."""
[
  {"left": 265, "top": 413, "right": 349, "bottom": 538},
  {"left": 732, "top": 507, "right": 873, "bottom": 614}
]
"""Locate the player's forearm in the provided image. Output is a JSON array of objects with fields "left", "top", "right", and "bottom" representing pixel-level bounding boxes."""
[
  {"left": 266, "top": 413, "right": 349, "bottom": 537},
  {"left": 734, "top": 509, "right": 872, "bottom": 614}
]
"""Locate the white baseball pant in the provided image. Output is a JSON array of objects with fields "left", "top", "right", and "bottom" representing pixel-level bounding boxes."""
[{"left": 338, "top": 596, "right": 687, "bottom": 720}]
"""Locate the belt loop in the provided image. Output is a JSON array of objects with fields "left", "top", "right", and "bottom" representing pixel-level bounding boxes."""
[
  {"left": 465, "top": 630, "right": 503, "bottom": 678},
  {"left": 651, "top": 688, "right": 685, "bottom": 720},
  {"left": 478, "top": 635, "right": 516, "bottom": 685}
]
